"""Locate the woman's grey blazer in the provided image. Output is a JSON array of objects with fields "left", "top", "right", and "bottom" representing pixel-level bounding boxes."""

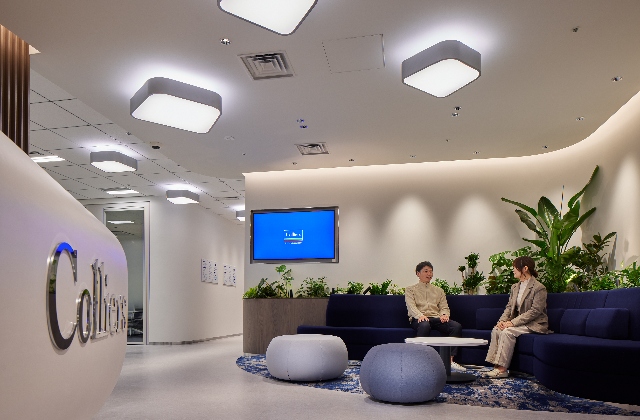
[{"left": 499, "top": 278, "right": 550, "bottom": 334}]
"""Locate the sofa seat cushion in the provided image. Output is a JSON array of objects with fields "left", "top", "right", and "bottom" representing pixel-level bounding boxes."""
[
  {"left": 586, "top": 308, "right": 629, "bottom": 340},
  {"left": 533, "top": 334, "right": 640, "bottom": 375},
  {"left": 514, "top": 332, "right": 539, "bottom": 355},
  {"left": 559, "top": 309, "right": 591, "bottom": 335},
  {"left": 296, "top": 326, "right": 415, "bottom": 345},
  {"left": 476, "top": 308, "right": 504, "bottom": 330}
]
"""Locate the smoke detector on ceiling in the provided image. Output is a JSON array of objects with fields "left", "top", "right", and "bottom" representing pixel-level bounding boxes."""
[
  {"left": 296, "top": 143, "right": 329, "bottom": 155},
  {"left": 238, "top": 51, "right": 294, "bottom": 80}
]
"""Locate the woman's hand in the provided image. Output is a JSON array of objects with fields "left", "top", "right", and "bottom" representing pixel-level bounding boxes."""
[{"left": 497, "top": 321, "right": 514, "bottom": 330}]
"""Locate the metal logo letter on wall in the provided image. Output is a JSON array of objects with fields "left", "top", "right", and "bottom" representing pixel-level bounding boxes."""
[{"left": 47, "top": 242, "right": 127, "bottom": 350}]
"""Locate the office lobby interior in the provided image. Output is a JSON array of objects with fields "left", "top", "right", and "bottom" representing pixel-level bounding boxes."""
[{"left": 2, "top": 1, "right": 640, "bottom": 419}]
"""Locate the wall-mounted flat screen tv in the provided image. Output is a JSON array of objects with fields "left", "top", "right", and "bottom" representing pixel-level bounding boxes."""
[{"left": 251, "top": 206, "right": 338, "bottom": 263}]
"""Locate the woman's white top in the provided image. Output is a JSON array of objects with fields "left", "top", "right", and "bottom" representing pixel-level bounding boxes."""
[{"left": 516, "top": 278, "right": 531, "bottom": 307}]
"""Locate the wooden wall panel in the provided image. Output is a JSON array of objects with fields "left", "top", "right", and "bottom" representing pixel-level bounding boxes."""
[
  {"left": 243, "top": 298, "right": 329, "bottom": 354},
  {"left": 0, "top": 24, "right": 30, "bottom": 154}
]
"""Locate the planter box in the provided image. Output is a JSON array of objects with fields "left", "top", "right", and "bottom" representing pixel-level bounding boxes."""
[{"left": 243, "top": 298, "right": 329, "bottom": 354}]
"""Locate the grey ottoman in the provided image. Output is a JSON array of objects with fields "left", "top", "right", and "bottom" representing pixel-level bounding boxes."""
[
  {"left": 266, "top": 334, "right": 348, "bottom": 381},
  {"left": 360, "top": 343, "right": 446, "bottom": 403}
]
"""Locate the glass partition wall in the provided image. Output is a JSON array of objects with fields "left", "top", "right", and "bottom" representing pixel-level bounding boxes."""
[{"left": 104, "top": 209, "right": 146, "bottom": 344}]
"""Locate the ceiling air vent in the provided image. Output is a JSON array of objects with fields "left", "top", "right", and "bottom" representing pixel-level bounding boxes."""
[
  {"left": 215, "top": 196, "right": 240, "bottom": 200},
  {"left": 296, "top": 143, "right": 329, "bottom": 155},
  {"left": 239, "top": 51, "right": 295, "bottom": 80}
]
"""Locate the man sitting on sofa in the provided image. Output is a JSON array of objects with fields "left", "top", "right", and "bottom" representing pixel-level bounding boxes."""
[{"left": 405, "top": 261, "right": 464, "bottom": 370}]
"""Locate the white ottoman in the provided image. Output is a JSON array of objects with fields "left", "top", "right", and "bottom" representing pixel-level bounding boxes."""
[{"left": 266, "top": 334, "right": 348, "bottom": 381}]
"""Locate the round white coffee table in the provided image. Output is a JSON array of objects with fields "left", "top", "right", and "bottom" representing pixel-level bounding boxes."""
[{"left": 405, "top": 337, "right": 488, "bottom": 383}]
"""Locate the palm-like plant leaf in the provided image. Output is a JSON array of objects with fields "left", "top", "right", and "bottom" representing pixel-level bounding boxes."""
[
  {"left": 503, "top": 166, "right": 599, "bottom": 292},
  {"left": 501, "top": 197, "right": 537, "bottom": 217},
  {"left": 567, "top": 166, "right": 599, "bottom": 208},
  {"left": 515, "top": 209, "right": 542, "bottom": 235},
  {"left": 538, "top": 197, "right": 559, "bottom": 229}
]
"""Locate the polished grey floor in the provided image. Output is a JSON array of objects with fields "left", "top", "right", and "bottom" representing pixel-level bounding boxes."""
[{"left": 95, "top": 336, "right": 634, "bottom": 419}]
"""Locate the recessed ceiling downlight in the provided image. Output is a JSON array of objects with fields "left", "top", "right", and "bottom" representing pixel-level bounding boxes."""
[
  {"left": 131, "top": 77, "right": 222, "bottom": 133},
  {"left": 402, "top": 40, "right": 481, "bottom": 97},
  {"left": 218, "top": 0, "right": 318, "bottom": 35}
]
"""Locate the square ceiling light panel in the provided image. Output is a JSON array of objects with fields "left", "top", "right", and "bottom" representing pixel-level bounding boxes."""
[
  {"left": 90, "top": 151, "right": 138, "bottom": 172},
  {"left": 402, "top": 40, "right": 481, "bottom": 98},
  {"left": 218, "top": 0, "right": 318, "bottom": 35},
  {"left": 166, "top": 190, "right": 200, "bottom": 204},
  {"left": 130, "top": 77, "right": 222, "bottom": 133}
]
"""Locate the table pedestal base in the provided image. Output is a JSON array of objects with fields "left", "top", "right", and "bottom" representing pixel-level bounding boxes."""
[{"left": 438, "top": 346, "right": 477, "bottom": 384}]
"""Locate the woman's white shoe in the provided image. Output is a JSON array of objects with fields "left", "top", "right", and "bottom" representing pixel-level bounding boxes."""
[{"left": 484, "top": 369, "right": 509, "bottom": 378}]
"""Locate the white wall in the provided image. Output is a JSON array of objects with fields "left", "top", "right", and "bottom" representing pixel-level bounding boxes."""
[
  {"left": 245, "top": 90, "right": 640, "bottom": 292},
  {"left": 0, "top": 134, "right": 128, "bottom": 420},
  {"left": 86, "top": 197, "right": 244, "bottom": 343}
]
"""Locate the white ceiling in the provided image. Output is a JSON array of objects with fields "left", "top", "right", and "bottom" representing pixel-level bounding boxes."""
[
  {"left": 3, "top": 0, "right": 640, "bottom": 180},
  {"left": 28, "top": 70, "right": 245, "bottom": 223}
]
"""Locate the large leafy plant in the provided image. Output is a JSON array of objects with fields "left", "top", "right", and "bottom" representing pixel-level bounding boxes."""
[
  {"left": 432, "top": 278, "right": 463, "bottom": 295},
  {"left": 486, "top": 247, "right": 533, "bottom": 294},
  {"left": 502, "top": 166, "right": 599, "bottom": 293},
  {"left": 243, "top": 278, "right": 287, "bottom": 298},
  {"left": 335, "top": 281, "right": 365, "bottom": 294},
  {"left": 296, "top": 277, "right": 329, "bottom": 298},
  {"left": 368, "top": 280, "right": 392, "bottom": 295},
  {"left": 567, "top": 232, "right": 616, "bottom": 291}
]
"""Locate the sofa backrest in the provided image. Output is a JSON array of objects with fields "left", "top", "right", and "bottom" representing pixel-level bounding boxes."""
[
  {"left": 604, "top": 288, "right": 640, "bottom": 341},
  {"left": 447, "top": 294, "right": 509, "bottom": 329},
  {"left": 547, "top": 290, "right": 608, "bottom": 310},
  {"left": 326, "top": 295, "right": 409, "bottom": 328},
  {"left": 324, "top": 287, "right": 640, "bottom": 340}
]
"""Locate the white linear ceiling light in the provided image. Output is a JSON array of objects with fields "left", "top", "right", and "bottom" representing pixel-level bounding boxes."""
[
  {"left": 130, "top": 77, "right": 222, "bottom": 134},
  {"left": 102, "top": 187, "right": 140, "bottom": 195},
  {"left": 402, "top": 40, "right": 481, "bottom": 98},
  {"left": 218, "top": 0, "right": 318, "bottom": 35},
  {"left": 166, "top": 190, "right": 199, "bottom": 204},
  {"left": 31, "top": 155, "right": 65, "bottom": 163},
  {"left": 90, "top": 151, "right": 138, "bottom": 172}
]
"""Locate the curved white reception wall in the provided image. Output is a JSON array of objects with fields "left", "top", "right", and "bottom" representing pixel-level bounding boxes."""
[{"left": 0, "top": 134, "right": 128, "bottom": 419}]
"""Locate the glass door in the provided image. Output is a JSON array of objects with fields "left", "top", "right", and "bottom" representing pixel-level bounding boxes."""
[{"left": 105, "top": 209, "right": 146, "bottom": 344}]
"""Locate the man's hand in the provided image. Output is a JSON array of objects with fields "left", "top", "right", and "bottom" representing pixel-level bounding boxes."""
[
  {"left": 417, "top": 315, "right": 428, "bottom": 322},
  {"left": 440, "top": 314, "right": 449, "bottom": 323}
]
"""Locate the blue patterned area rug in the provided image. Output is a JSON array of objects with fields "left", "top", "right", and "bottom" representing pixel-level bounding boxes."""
[{"left": 236, "top": 355, "right": 640, "bottom": 416}]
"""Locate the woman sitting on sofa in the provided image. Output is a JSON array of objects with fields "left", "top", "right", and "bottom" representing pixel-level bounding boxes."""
[{"left": 485, "top": 256, "right": 550, "bottom": 378}]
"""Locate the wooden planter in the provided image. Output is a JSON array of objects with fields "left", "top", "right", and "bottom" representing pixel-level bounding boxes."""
[{"left": 243, "top": 298, "right": 329, "bottom": 354}]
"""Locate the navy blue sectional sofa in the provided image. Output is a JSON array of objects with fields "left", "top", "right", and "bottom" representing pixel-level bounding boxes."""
[{"left": 297, "top": 288, "right": 640, "bottom": 405}]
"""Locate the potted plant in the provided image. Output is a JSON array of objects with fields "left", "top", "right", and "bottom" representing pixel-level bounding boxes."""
[
  {"left": 432, "top": 278, "right": 463, "bottom": 295},
  {"left": 459, "top": 252, "right": 485, "bottom": 295},
  {"left": 242, "top": 265, "right": 329, "bottom": 354}
]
